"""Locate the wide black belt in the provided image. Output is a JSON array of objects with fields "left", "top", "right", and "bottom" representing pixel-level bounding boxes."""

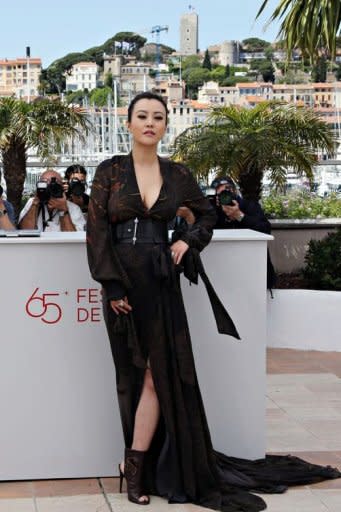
[{"left": 112, "top": 217, "right": 169, "bottom": 244}]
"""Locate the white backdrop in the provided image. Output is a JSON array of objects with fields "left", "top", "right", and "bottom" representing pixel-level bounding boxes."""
[{"left": 0, "top": 230, "right": 271, "bottom": 480}]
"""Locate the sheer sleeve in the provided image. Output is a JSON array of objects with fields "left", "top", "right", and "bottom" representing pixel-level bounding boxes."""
[
  {"left": 174, "top": 164, "right": 217, "bottom": 252},
  {"left": 86, "top": 159, "right": 131, "bottom": 300}
]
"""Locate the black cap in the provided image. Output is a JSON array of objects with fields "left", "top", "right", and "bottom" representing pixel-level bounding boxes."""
[{"left": 210, "top": 176, "right": 236, "bottom": 189}]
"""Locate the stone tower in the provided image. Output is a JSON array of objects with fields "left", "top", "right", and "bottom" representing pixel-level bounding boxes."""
[{"left": 180, "top": 10, "right": 199, "bottom": 55}]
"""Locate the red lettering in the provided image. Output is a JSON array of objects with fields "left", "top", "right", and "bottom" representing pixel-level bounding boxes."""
[
  {"left": 77, "top": 289, "right": 87, "bottom": 303},
  {"left": 88, "top": 288, "right": 100, "bottom": 304},
  {"left": 90, "top": 307, "right": 101, "bottom": 322},
  {"left": 26, "top": 288, "right": 62, "bottom": 324},
  {"left": 77, "top": 308, "right": 89, "bottom": 322}
]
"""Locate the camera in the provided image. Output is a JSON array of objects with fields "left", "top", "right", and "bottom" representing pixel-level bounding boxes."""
[
  {"left": 36, "top": 177, "right": 64, "bottom": 203},
  {"left": 217, "top": 188, "right": 237, "bottom": 206},
  {"left": 204, "top": 187, "right": 237, "bottom": 208},
  {"left": 67, "top": 178, "right": 86, "bottom": 197}
]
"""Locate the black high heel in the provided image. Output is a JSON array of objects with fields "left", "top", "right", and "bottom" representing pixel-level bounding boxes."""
[{"left": 119, "top": 449, "right": 150, "bottom": 505}]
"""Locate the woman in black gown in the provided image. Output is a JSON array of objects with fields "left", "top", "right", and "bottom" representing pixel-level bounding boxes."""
[{"left": 87, "top": 92, "right": 340, "bottom": 511}]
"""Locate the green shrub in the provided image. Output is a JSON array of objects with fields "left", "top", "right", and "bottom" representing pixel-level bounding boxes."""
[
  {"left": 302, "top": 228, "right": 341, "bottom": 290},
  {"left": 262, "top": 192, "right": 341, "bottom": 219}
]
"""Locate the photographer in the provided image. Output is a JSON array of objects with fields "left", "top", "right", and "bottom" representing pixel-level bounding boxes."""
[
  {"left": 0, "top": 185, "right": 15, "bottom": 229},
  {"left": 18, "top": 170, "right": 85, "bottom": 232},
  {"left": 210, "top": 176, "right": 271, "bottom": 232},
  {"left": 209, "top": 176, "right": 276, "bottom": 289},
  {"left": 63, "top": 164, "right": 89, "bottom": 215}
]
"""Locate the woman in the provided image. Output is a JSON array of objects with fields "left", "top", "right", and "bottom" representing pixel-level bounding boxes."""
[{"left": 87, "top": 92, "right": 339, "bottom": 511}]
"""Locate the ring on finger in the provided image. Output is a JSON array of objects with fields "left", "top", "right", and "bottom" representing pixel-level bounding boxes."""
[
  {"left": 171, "top": 251, "right": 175, "bottom": 257},
  {"left": 119, "top": 300, "right": 124, "bottom": 307}
]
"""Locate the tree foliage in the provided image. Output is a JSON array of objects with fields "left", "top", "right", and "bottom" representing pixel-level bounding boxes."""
[
  {"left": 303, "top": 228, "right": 341, "bottom": 290},
  {"left": 181, "top": 55, "right": 201, "bottom": 71},
  {"left": 311, "top": 56, "right": 327, "bottom": 82},
  {"left": 171, "top": 101, "right": 336, "bottom": 200},
  {"left": 104, "top": 71, "right": 113, "bottom": 88},
  {"left": 257, "top": 0, "right": 341, "bottom": 63},
  {"left": 210, "top": 66, "right": 226, "bottom": 84},
  {"left": 202, "top": 49, "right": 212, "bottom": 71},
  {"left": 182, "top": 68, "right": 211, "bottom": 97},
  {"left": 90, "top": 87, "right": 114, "bottom": 107},
  {"left": 0, "top": 98, "right": 91, "bottom": 214},
  {"left": 42, "top": 32, "right": 147, "bottom": 93},
  {"left": 258, "top": 60, "right": 276, "bottom": 82},
  {"left": 242, "top": 37, "right": 271, "bottom": 50}
]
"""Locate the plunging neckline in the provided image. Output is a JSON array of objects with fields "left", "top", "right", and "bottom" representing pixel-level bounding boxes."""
[{"left": 130, "top": 154, "right": 164, "bottom": 212}]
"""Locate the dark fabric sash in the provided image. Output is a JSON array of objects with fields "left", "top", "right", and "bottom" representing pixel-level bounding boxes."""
[{"left": 180, "top": 248, "right": 241, "bottom": 340}]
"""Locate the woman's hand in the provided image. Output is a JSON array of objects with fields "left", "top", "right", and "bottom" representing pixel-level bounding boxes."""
[
  {"left": 170, "top": 240, "right": 189, "bottom": 265},
  {"left": 110, "top": 296, "right": 132, "bottom": 315}
]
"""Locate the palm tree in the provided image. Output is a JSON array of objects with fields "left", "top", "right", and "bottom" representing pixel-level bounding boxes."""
[
  {"left": 256, "top": 0, "right": 341, "bottom": 63},
  {"left": 171, "top": 102, "right": 336, "bottom": 200},
  {"left": 0, "top": 97, "right": 91, "bottom": 215}
]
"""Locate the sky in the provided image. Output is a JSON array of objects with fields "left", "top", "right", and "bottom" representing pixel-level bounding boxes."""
[{"left": 0, "top": 0, "right": 281, "bottom": 68}]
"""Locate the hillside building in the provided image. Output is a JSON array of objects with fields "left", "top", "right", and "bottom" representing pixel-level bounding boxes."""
[
  {"left": 0, "top": 56, "right": 42, "bottom": 98},
  {"left": 65, "top": 62, "right": 99, "bottom": 92}
]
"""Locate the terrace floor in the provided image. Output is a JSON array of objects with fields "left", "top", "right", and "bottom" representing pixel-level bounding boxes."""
[{"left": 1, "top": 348, "right": 341, "bottom": 512}]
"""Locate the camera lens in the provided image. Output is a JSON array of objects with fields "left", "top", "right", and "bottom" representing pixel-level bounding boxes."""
[{"left": 218, "top": 189, "right": 234, "bottom": 206}]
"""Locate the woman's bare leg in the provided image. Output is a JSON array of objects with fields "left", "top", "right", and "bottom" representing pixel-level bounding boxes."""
[
  {"left": 132, "top": 368, "right": 160, "bottom": 450},
  {"left": 121, "top": 368, "right": 160, "bottom": 503}
]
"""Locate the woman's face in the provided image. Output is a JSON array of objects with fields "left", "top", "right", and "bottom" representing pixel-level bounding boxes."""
[{"left": 127, "top": 98, "right": 167, "bottom": 146}]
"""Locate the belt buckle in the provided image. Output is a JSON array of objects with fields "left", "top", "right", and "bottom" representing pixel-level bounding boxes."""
[{"left": 132, "top": 217, "right": 139, "bottom": 245}]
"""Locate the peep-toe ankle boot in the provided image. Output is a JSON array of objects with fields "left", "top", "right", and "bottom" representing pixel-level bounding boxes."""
[{"left": 124, "top": 448, "right": 150, "bottom": 505}]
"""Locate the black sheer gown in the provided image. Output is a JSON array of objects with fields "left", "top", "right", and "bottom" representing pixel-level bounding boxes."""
[{"left": 87, "top": 154, "right": 340, "bottom": 512}]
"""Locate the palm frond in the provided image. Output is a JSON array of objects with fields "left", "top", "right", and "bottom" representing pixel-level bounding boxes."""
[
  {"left": 170, "top": 102, "right": 335, "bottom": 200},
  {"left": 256, "top": 0, "right": 341, "bottom": 62}
]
